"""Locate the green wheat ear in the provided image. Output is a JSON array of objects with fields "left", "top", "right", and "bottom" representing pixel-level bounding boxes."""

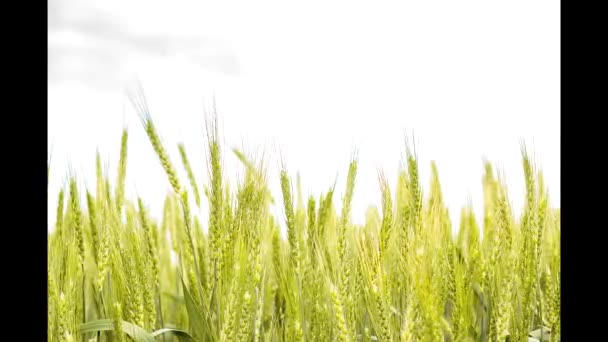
[
  {"left": 86, "top": 191, "right": 99, "bottom": 265},
  {"left": 280, "top": 167, "right": 299, "bottom": 275},
  {"left": 178, "top": 143, "right": 202, "bottom": 208},
  {"left": 55, "top": 189, "right": 65, "bottom": 236},
  {"left": 112, "top": 302, "right": 125, "bottom": 342},
  {"left": 338, "top": 156, "right": 357, "bottom": 264},
  {"left": 115, "top": 129, "right": 129, "bottom": 214},
  {"left": 204, "top": 104, "right": 224, "bottom": 280},
  {"left": 377, "top": 169, "right": 393, "bottom": 260},
  {"left": 68, "top": 177, "right": 85, "bottom": 266},
  {"left": 127, "top": 81, "right": 182, "bottom": 195}
]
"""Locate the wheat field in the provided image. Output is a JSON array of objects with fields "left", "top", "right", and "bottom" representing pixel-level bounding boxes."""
[{"left": 47, "top": 88, "right": 560, "bottom": 342}]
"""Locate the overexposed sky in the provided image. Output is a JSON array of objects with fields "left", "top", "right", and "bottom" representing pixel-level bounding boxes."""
[{"left": 48, "top": 0, "right": 560, "bottom": 234}]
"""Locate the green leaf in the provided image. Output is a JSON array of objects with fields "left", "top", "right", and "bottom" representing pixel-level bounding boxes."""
[
  {"left": 80, "top": 320, "right": 196, "bottom": 342},
  {"left": 181, "top": 273, "right": 216, "bottom": 341},
  {"left": 152, "top": 328, "right": 196, "bottom": 341},
  {"left": 79, "top": 319, "right": 156, "bottom": 342}
]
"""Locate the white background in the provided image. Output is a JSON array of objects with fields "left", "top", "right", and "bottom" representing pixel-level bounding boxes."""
[{"left": 48, "top": 0, "right": 560, "bottom": 235}]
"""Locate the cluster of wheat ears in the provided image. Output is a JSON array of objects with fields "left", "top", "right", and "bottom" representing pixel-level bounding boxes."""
[{"left": 48, "top": 87, "right": 560, "bottom": 342}]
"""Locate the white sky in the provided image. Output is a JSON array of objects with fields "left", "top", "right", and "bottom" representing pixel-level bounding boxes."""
[{"left": 48, "top": 0, "right": 560, "bottom": 235}]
